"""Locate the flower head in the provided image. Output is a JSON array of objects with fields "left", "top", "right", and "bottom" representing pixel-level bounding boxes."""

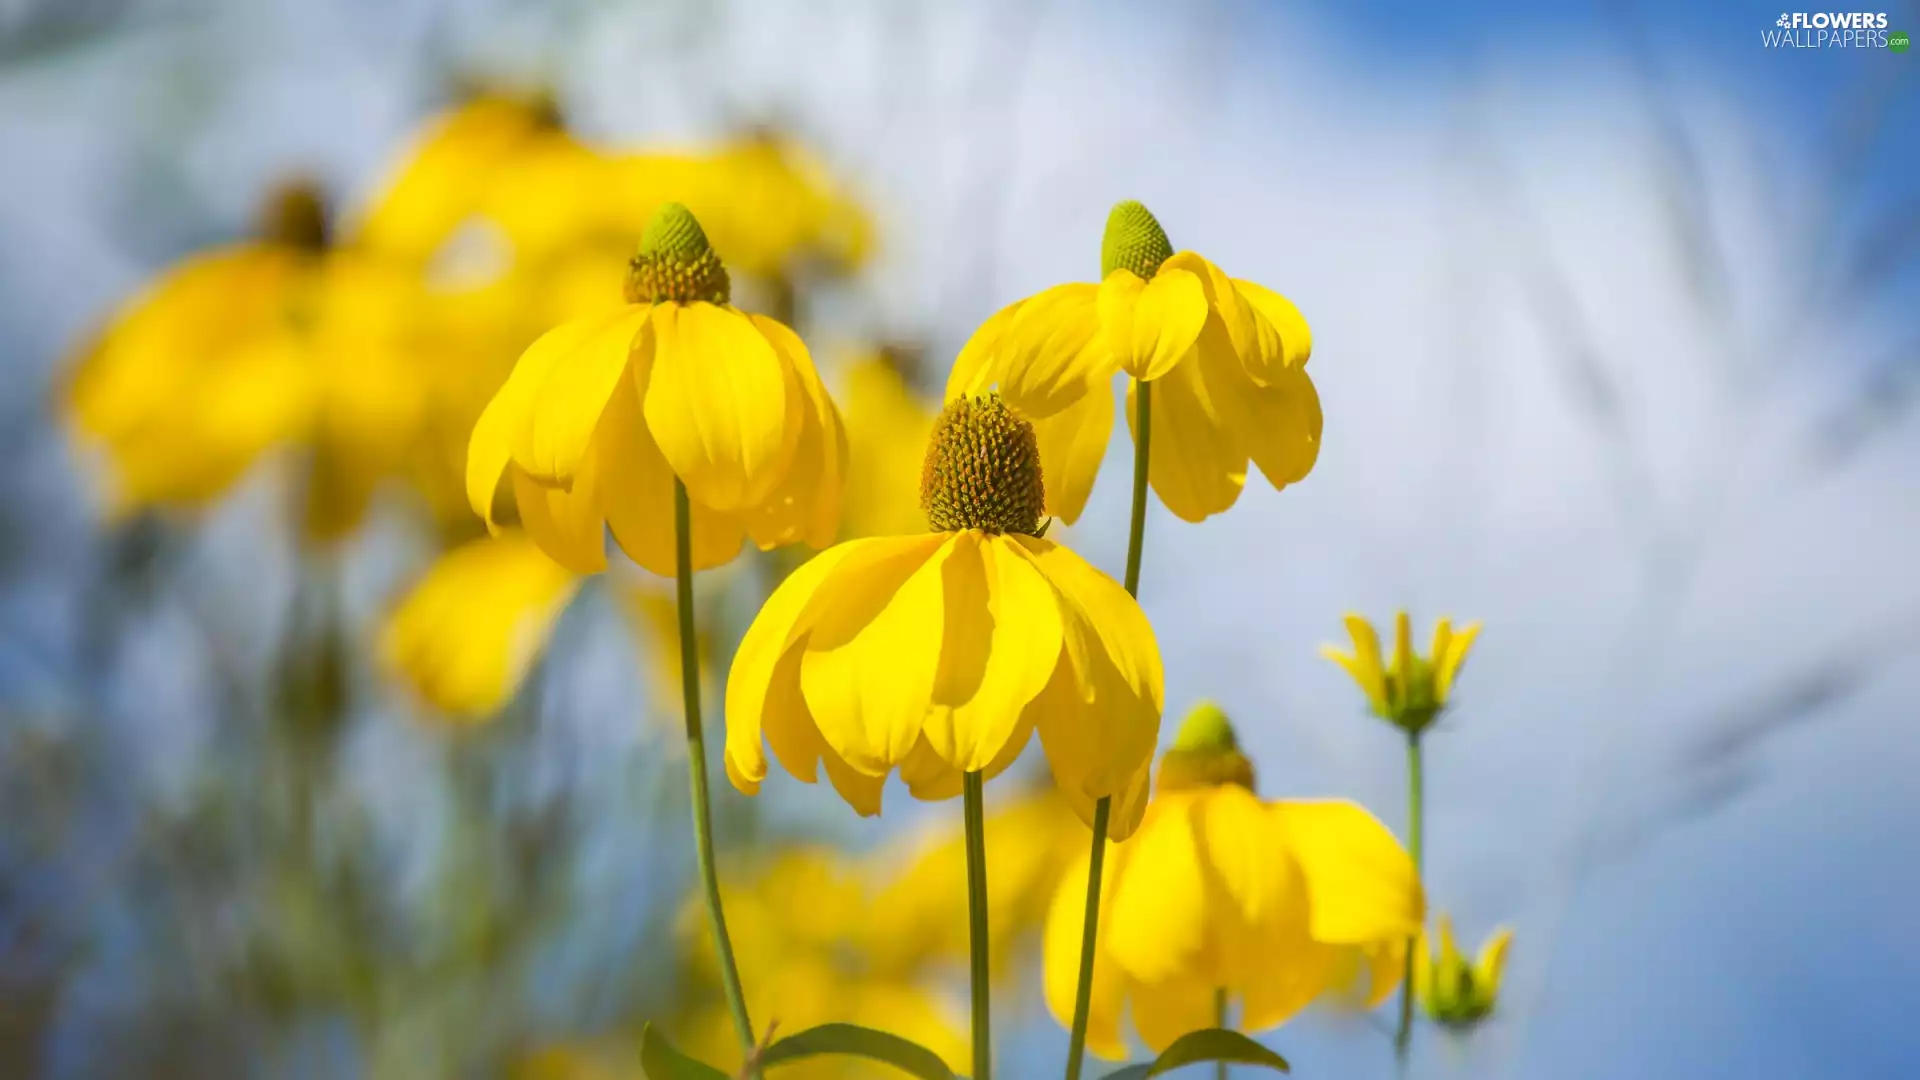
[
  {"left": 467, "top": 202, "right": 846, "bottom": 577},
  {"left": 1322, "top": 611, "right": 1481, "bottom": 735},
  {"left": 723, "top": 393, "right": 1162, "bottom": 836},
  {"left": 1414, "top": 916, "right": 1513, "bottom": 1030},
  {"left": 1042, "top": 703, "right": 1423, "bottom": 1059},
  {"left": 948, "top": 200, "right": 1319, "bottom": 523}
]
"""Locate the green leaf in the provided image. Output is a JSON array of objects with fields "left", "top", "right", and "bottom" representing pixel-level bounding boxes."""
[
  {"left": 760, "top": 1023, "right": 961, "bottom": 1079},
  {"left": 1099, "top": 1028, "right": 1291, "bottom": 1079},
  {"left": 640, "top": 1023, "right": 731, "bottom": 1080}
]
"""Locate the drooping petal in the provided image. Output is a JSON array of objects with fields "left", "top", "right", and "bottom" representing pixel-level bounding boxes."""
[
  {"left": 380, "top": 534, "right": 580, "bottom": 719},
  {"left": 470, "top": 311, "right": 622, "bottom": 526},
  {"left": 921, "top": 533, "right": 1065, "bottom": 773},
  {"left": 511, "top": 305, "right": 650, "bottom": 485},
  {"left": 1128, "top": 975, "right": 1219, "bottom": 1055},
  {"left": 740, "top": 313, "right": 845, "bottom": 551},
  {"left": 1473, "top": 927, "right": 1515, "bottom": 999},
  {"left": 1127, "top": 348, "right": 1247, "bottom": 522},
  {"left": 897, "top": 711, "right": 1036, "bottom": 803},
  {"left": 1434, "top": 620, "right": 1482, "bottom": 703},
  {"left": 996, "top": 283, "right": 1112, "bottom": 419},
  {"left": 511, "top": 466, "right": 606, "bottom": 574},
  {"left": 1030, "top": 379, "right": 1115, "bottom": 525},
  {"left": 1323, "top": 613, "right": 1389, "bottom": 715},
  {"left": 1099, "top": 268, "right": 1208, "bottom": 383},
  {"left": 641, "top": 302, "right": 800, "bottom": 512},
  {"left": 1197, "top": 314, "right": 1322, "bottom": 491},
  {"left": 723, "top": 537, "right": 898, "bottom": 793},
  {"left": 1234, "top": 277, "right": 1313, "bottom": 370},
  {"left": 799, "top": 534, "right": 954, "bottom": 775},
  {"left": 1162, "top": 251, "right": 1285, "bottom": 387},
  {"left": 1042, "top": 848, "right": 1132, "bottom": 1061},
  {"left": 1271, "top": 799, "right": 1424, "bottom": 944},
  {"left": 1104, "top": 793, "right": 1209, "bottom": 985},
  {"left": 597, "top": 378, "right": 745, "bottom": 577},
  {"left": 1018, "top": 537, "right": 1163, "bottom": 806}
]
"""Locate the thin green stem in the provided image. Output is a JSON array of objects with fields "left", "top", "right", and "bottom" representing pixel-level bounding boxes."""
[
  {"left": 1394, "top": 732, "right": 1425, "bottom": 1070},
  {"left": 1065, "top": 378, "right": 1152, "bottom": 1080},
  {"left": 676, "top": 480, "right": 757, "bottom": 1068},
  {"left": 1215, "top": 987, "right": 1230, "bottom": 1080},
  {"left": 964, "top": 770, "right": 992, "bottom": 1080}
]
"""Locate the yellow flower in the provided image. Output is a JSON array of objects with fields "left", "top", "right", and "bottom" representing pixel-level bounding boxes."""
[
  {"left": 1321, "top": 611, "right": 1481, "bottom": 735},
  {"left": 381, "top": 533, "right": 708, "bottom": 723},
  {"left": 839, "top": 350, "right": 937, "bottom": 540},
  {"left": 1414, "top": 915, "right": 1513, "bottom": 1030},
  {"left": 64, "top": 182, "right": 438, "bottom": 539},
  {"left": 724, "top": 393, "right": 1163, "bottom": 836},
  {"left": 673, "top": 849, "right": 968, "bottom": 1080},
  {"left": 1042, "top": 703, "right": 1423, "bottom": 1059},
  {"left": 466, "top": 202, "right": 845, "bottom": 577},
  {"left": 948, "top": 200, "right": 1318, "bottom": 524}
]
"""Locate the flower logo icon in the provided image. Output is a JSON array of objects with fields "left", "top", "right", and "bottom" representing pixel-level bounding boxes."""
[{"left": 1777, "top": 13, "right": 1792, "bottom": 26}]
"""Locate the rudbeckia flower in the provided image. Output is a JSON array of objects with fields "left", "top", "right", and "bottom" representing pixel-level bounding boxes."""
[
  {"left": 1414, "top": 915, "right": 1513, "bottom": 1030},
  {"left": 380, "top": 533, "right": 711, "bottom": 723},
  {"left": 948, "top": 200, "right": 1318, "bottom": 524},
  {"left": 1322, "top": 611, "right": 1481, "bottom": 735},
  {"left": 723, "top": 393, "right": 1163, "bottom": 836},
  {"left": 1042, "top": 703, "right": 1423, "bottom": 1058},
  {"left": 466, "top": 202, "right": 846, "bottom": 577}
]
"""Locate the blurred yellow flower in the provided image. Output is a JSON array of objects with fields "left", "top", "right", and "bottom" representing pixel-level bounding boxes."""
[
  {"left": 64, "top": 182, "right": 439, "bottom": 539},
  {"left": 381, "top": 533, "right": 708, "bottom": 723},
  {"left": 1322, "top": 611, "right": 1481, "bottom": 735},
  {"left": 838, "top": 350, "right": 937, "bottom": 540},
  {"left": 948, "top": 200, "right": 1318, "bottom": 524},
  {"left": 1414, "top": 915, "right": 1513, "bottom": 1030},
  {"left": 864, "top": 786, "right": 1087, "bottom": 976},
  {"left": 725, "top": 393, "right": 1162, "bottom": 835},
  {"left": 674, "top": 849, "right": 968, "bottom": 1080},
  {"left": 467, "top": 202, "right": 845, "bottom": 577},
  {"left": 1042, "top": 703, "right": 1423, "bottom": 1059}
]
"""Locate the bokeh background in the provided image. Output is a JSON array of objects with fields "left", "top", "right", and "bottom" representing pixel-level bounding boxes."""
[{"left": 2, "top": 1, "right": 1917, "bottom": 1077}]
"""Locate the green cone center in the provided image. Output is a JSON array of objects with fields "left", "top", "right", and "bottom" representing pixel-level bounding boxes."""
[
  {"left": 627, "top": 202, "right": 731, "bottom": 305},
  {"left": 1101, "top": 200, "right": 1173, "bottom": 279}
]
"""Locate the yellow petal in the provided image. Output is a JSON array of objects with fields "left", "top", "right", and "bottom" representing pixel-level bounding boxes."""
[
  {"left": 841, "top": 356, "right": 937, "bottom": 540},
  {"left": 1474, "top": 927, "right": 1515, "bottom": 1000},
  {"left": 996, "top": 283, "right": 1112, "bottom": 419},
  {"left": 947, "top": 297, "right": 1024, "bottom": 401},
  {"left": 1324, "top": 614, "right": 1389, "bottom": 714},
  {"left": 511, "top": 466, "right": 606, "bottom": 574},
  {"left": 898, "top": 713, "right": 1035, "bottom": 802},
  {"left": 381, "top": 535, "right": 580, "bottom": 719},
  {"left": 1161, "top": 252, "right": 1283, "bottom": 387},
  {"left": 1099, "top": 268, "right": 1208, "bottom": 382},
  {"left": 1031, "top": 379, "right": 1115, "bottom": 525},
  {"left": 1392, "top": 611, "right": 1415, "bottom": 692},
  {"left": 595, "top": 379, "right": 744, "bottom": 577},
  {"left": 1019, "top": 537, "right": 1163, "bottom": 805},
  {"left": 1042, "top": 848, "right": 1131, "bottom": 1061},
  {"left": 799, "top": 534, "right": 953, "bottom": 775},
  {"left": 1270, "top": 799, "right": 1424, "bottom": 943},
  {"left": 921, "top": 533, "right": 1064, "bottom": 773},
  {"left": 1434, "top": 620, "right": 1482, "bottom": 703},
  {"left": 1105, "top": 793, "right": 1209, "bottom": 985},
  {"left": 469, "top": 311, "right": 623, "bottom": 526},
  {"left": 724, "top": 538, "right": 896, "bottom": 793},
  {"left": 740, "top": 314, "right": 845, "bottom": 550},
  {"left": 1057, "top": 755, "right": 1155, "bottom": 843},
  {"left": 511, "top": 306, "right": 650, "bottom": 485},
  {"left": 1128, "top": 975, "right": 1217, "bottom": 1054},
  {"left": 1197, "top": 315, "right": 1321, "bottom": 490},
  {"left": 1412, "top": 925, "right": 1436, "bottom": 1006},
  {"left": 1127, "top": 350, "right": 1247, "bottom": 523},
  {"left": 641, "top": 303, "right": 800, "bottom": 512},
  {"left": 1234, "top": 277, "right": 1313, "bottom": 371}
]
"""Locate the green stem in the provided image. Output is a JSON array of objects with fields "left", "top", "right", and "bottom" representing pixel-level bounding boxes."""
[
  {"left": 1065, "top": 378, "right": 1152, "bottom": 1080},
  {"left": 1215, "top": 987, "right": 1230, "bottom": 1080},
  {"left": 964, "top": 770, "right": 992, "bottom": 1080},
  {"left": 676, "top": 480, "right": 757, "bottom": 1068},
  {"left": 1394, "top": 732, "right": 1425, "bottom": 1069}
]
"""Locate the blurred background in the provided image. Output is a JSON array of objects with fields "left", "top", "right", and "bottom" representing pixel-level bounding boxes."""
[{"left": 1, "top": 0, "right": 1917, "bottom": 1077}]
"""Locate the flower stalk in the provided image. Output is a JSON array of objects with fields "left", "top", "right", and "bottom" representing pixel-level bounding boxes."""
[
  {"left": 675, "top": 478, "right": 757, "bottom": 1071},
  {"left": 964, "top": 769, "right": 993, "bottom": 1080},
  {"left": 1065, "top": 377, "right": 1152, "bottom": 1079},
  {"left": 1395, "top": 731, "right": 1425, "bottom": 1066}
]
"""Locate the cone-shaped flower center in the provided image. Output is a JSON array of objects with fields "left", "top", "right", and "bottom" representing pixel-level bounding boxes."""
[
  {"left": 1157, "top": 700, "right": 1256, "bottom": 792},
  {"left": 259, "top": 180, "right": 330, "bottom": 253},
  {"left": 627, "top": 202, "right": 731, "bottom": 305},
  {"left": 1101, "top": 199, "right": 1174, "bottom": 280},
  {"left": 920, "top": 393, "right": 1047, "bottom": 536}
]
